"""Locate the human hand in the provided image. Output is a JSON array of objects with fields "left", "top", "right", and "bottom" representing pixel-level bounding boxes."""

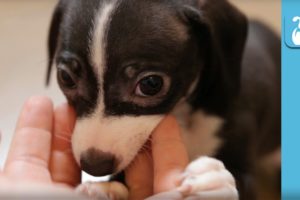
[
  {"left": 7, "top": 96, "right": 236, "bottom": 200},
  {"left": 0, "top": 96, "right": 81, "bottom": 196},
  {"left": 125, "top": 115, "right": 189, "bottom": 199},
  {"left": 125, "top": 116, "right": 238, "bottom": 200}
]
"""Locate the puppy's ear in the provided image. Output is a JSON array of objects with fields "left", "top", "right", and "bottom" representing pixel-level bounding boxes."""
[
  {"left": 183, "top": 0, "right": 248, "bottom": 117},
  {"left": 46, "top": 2, "right": 64, "bottom": 86}
]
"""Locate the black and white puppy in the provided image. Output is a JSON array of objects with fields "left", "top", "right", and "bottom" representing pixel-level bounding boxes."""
[{"left": 47, "top": 0, "right": 281, "bottom": 199}]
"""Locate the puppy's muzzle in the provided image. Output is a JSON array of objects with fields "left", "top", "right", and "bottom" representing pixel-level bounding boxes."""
[{"left": 80, "top": 148, "right": 118, "bottom": 176}]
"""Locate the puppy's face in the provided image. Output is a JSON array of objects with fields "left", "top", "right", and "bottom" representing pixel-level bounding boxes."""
[
  {"left": 48, "top": 0, "right": 247, "bottom": 176},
  {"left": 50, "top": 0, "right": 200, "bottom": 176}
]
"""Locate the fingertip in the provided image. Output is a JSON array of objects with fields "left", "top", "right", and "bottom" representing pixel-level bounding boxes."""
[
  {"left": 16, "top": 96, "right": 54, "bottom": 132},
  {"left": 158, "top": 115, "right": 179, "bottom": 130},
  {"left": 55, "top": 102, "right": 75, "bottom": 116},
  {"left": 152, "top": 115, "right": 182, "bottom": 143},
  {"left": 24, "top": 96, "right": 53, "bottom": 111},
  {"left": 54, "top": 103, "right": 76, "bottom": 131},
  {"left": 5, "top": 96, "right": 54, "bottom": 179}
]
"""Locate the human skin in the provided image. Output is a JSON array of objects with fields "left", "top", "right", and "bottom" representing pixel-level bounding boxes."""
[
  {"left": 1, "top": 96, "right": 80, "bottom": 193},
  {"left": 125, "top": 115, "right": 189, "bottom": 200},
  {"left": 0, "top": 96, "right": 189, "bottom": 199}
]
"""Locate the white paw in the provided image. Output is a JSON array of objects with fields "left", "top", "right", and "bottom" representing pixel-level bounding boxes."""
[
  {"left": 178, "top": 157, "right": 239, "bottom": 200},
  {"left": 76, "top": 181, "right": 129, "bottom": 200}
]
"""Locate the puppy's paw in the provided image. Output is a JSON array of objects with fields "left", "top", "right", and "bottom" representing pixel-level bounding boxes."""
[
  {"left": 76, "top": 181, "right": 129, "bottom": 200},
  {"left": 178, "top": 157, "right": 239, "bottom": 200}
]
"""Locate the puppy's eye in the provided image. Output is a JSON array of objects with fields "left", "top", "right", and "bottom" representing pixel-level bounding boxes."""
[
  {"left": 58, "top": 67, "right": 76, "bottom": 89},
  {"left": 56, "top": 55, "right": 82, "bottom": 90},
  {"left": 135, "top": 75, "right": 164, "bottom": 97}
]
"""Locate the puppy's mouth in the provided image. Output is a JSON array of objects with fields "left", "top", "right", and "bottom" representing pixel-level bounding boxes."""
[
  {"left": 80, "top": 148, "right": 123, "bottom": 176},
  {"left": 72, "top": 113, "right": 164, "bottom": 177},
  {"left": 78, "top": 137, "right": 153, "bottom": 177}
]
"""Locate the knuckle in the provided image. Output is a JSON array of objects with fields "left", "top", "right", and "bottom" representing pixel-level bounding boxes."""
[{"left": 18, "top": 127, "right": 51, "bottom": 139}]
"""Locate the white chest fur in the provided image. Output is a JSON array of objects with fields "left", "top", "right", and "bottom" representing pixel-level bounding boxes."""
[{"left": 172, "top": 103, "right": 224, "bottom": 160}]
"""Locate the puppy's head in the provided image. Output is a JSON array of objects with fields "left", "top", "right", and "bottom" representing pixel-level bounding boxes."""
[{"left": 47, "top": 0, "right": 247, "bottom": 176}]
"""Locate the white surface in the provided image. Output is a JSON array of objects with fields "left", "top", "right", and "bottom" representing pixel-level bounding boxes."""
[{"left": 0, "top": 0, "right": 62, "bottom": 168}]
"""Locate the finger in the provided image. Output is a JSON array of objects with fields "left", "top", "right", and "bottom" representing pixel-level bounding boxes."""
[
  {"left": 185, "top": 157, "right": 225, "bottom": 175},
  {"left": 180, "top": 170, "right": 236, "bottom": 194},
  {"left": 145, "top": 190, "right": 183, "bottom": 200},
  {"left": 184, "top": 187, "right": 239, "bottom": 200},
  {"left": 4, "top": 96, "right": 54, "bottom": 182},
  {"left": 152, "top": 115, "right": 189, "bottom": 194},
  {"left": 125, "top": 143, "right": 154, "bottom": 200},
  {"left": 50, "top": 103, "right": 81, "bottom": 187}
]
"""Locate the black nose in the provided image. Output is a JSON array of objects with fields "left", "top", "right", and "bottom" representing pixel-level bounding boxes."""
[{"left": 80, "top": 148, "right": 117, "bottom": 176}]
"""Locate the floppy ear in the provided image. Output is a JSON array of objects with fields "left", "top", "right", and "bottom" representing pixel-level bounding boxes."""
[
  {"left": 46, "top": 2, "right": 65, "bottom": 86},
  {"left": 183, "top": 0, "right": 248, "bottom": 117}
]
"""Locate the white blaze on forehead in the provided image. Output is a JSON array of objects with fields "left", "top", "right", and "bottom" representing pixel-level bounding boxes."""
[
  {"left": 91, "top": 1, "right": 116, "bottom": 114},
  {"left": 92, "top": 2, "right": 115, "bottom": 75}
]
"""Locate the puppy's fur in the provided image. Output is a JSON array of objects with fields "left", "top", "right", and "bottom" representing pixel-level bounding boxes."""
[{"left": 47, "top": 0, "right": 281, "bottom": 199}]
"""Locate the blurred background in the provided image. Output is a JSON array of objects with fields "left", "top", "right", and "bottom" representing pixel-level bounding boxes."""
[{"left": 0, "top": 0, "right": 281, "bottom": 195}]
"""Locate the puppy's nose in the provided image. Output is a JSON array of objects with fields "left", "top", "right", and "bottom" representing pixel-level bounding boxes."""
[{"left": 80, "top": 148, "right": 116, "bottom": 176}]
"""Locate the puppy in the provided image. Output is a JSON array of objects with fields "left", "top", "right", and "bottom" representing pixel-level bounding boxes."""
[{"left": 47, "top": 0, "right": 281, "bottom": 199}]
